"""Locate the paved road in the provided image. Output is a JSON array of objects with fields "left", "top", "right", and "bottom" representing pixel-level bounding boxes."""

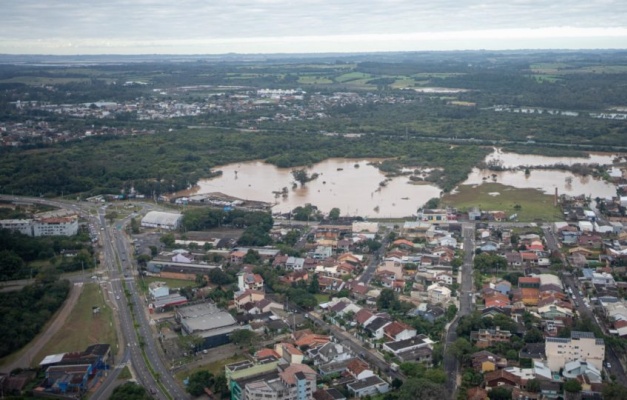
[
  {"left": 359, "top": 228, "right": 390, "bottom": 284},
  {"left": 98, "top": 207, "right": 190, "bottom": 400},
  {"left": 444, "top": 223, "right": 475, "bottom": 396}
]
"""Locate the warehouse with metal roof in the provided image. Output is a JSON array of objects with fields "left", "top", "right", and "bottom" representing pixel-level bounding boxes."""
[{"left": 140, "top": 211, "right": 182, "bottom": 230}]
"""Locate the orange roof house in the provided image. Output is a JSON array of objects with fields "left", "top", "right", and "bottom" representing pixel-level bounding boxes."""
[
  {"left": 484, "top": 292, "right": 511, "bottom": 309},
  {"left": 521, "top": 288, "right": 539, "bottom": 306}
]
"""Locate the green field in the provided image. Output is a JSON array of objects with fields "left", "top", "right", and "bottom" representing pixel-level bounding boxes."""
[
  {"left": 31, "top": 283, "right": 117, "bottom": 366},
  {"left": 0, "top": 77, "right": 94, "bottom": 85},
  {"left": 335, "top": 72, "right": 371, "bottom": 83},
  {"left": 442, "top": 182, "right": 562, "bottom": 222},
  {"left": 314, "top": 294, "right": 331, "bottom": 304},
  {"left": 297, "top": 76, "right": 333, "bottom": 84}
]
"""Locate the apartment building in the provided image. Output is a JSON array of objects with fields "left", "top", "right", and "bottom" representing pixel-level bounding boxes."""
[{"left": 545, "top": 331, "right": 605, "bottom": 371}]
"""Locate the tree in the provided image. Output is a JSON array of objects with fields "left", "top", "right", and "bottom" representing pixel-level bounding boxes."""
[
  {"left": 109, "top": 382, "right": 152, "bottom": 400},
  {"left": 230, "top": 329, "right": 259, "bottom": 346},
  {"left": 186, "top": 370, "right": 214, "bottom": 397},
  {"left": 488, "top": 386, "right": 512, "bottom": 400},
  {"left": 130, "top": 217, "right": 140, "bottom": 234},
  {"left": 425, "top": 197, "right": 440, "bottom": 209},
  {"left": 398, "top": 378, "right": 448, "bottom": 400},
  {"left": 105, "top": 210, "right": 118, "bottom": 224},
  {"left": 160, "top": 233, "right": 175, "bottom": 248},
  {"left": 377, "top": 288, "right": 398, "bottom": 310},
  {"left": 602, "top": 382, "right": 627, "bottom": 400},
  {"left": 149, "top": 245, "right": 158, "bottom": 257},
  {"left": 213, "top": 374, "right": 228, "bottom": 396},
  {"left": 329, "top": 207, "right": 341, "bottom": 220},
  {"left": 308, "top": 273, "right": 320, "bottom": 294},
  {"left": 564, "top": 378, "right": 582, "bottom": 394},
  {"left": 207, "top": 268, "right": 233, "bottom": 286},
  {"left": 526, "top": 379, "right": 541, "bottom": 393},
  {"left": 0, "top": 250, "right": 25, "bottom": 280},
  {"left": 243, "top": 249, "right": 261, "bottom": 264},
  {"left": 292, "top": 169, "right": 318, "bottom": 185},
  {"left": 523, "top": 328, "right": 544, "bottom": 343},
  {"left": 447, "top": 337, "right": 473, "bottom": 364}
]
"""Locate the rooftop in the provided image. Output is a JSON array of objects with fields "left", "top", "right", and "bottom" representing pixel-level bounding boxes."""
[{"left": 177, "top": 302, "right": 237, "bottom": 333}]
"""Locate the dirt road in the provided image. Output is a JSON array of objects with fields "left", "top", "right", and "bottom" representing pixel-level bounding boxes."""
[{"left": 0, "top": 282, "right": 83, "bottom": 372}]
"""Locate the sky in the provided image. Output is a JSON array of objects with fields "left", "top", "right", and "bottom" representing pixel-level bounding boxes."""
[{"left": 1, "top": 0, "right": 626, "bottom": 55}]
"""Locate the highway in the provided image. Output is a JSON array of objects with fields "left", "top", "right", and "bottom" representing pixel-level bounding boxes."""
[
  {"left": 0, "top": 196, "right": 187, "bottom": 399},
  {"left": 444, "top": 222, "right": 475, "bottom": 396},
  {"left": 95, "top": 206, "right": 189, "bottom": 400}
]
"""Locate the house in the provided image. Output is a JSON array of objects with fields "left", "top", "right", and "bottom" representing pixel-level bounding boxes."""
[
  {"left": 307, "top": 342, "right": 353, "bottom": 365},
  {"left": 416, "top": 208, "right": 455, "bottom": 222},
  {"left": 293, "top": 330, "right": 331, "bottom": 349},
  {"left": 401, "top": 221, "right": 431, "bottom": 239},
  {"left": 238, "top": 272, "right": 264, "bottom": 292},
  {"left": 314, "top": 388, "right": 347, "bottom": 400},
  {"left": 230, "top": 364, "right": 317, "bottom": 400},
  {"left": 471, "top": 351, "right": 508, "bottom": 372},
  {"left": 383, "top": 321, "right": 417, "bottom": 342},
  {"left": 230, "top": 250, "right": 246, "bottom": 264},
  {"left": 484, "top": 292, "right": 511, "bottom": 309},
  {"left": 427, "top": 283, "right": 452, "bottom": 304},
  {"left": 275, "top": 343, "right": 304, "bottom": 364},
  {"left": 466, "top": 387, "right": 489, "bottom": 400},
  {"left": 364, "top": 317, "right": 392, "bottom": 340},
  {"left": 483, "top": 368, "right": 521, "bottom": 388},
  {"left": 382, "top": 334, "right": 434, "bottom": 356},
  {"left": 286, "top": 256, "right": 305, "bottom": 270},
  {"left": 347, "top": 375, "right": 389, "bottom": 398},
  {"left": 313, "top": 246, "right": 333, "bottom": 259},
  {"left": 346, "top": 358, "right": 374, "bottom": 380},
  {"left": 377, "top": 259, "right": 403, "bottom": 279},
  {"left": 545, "top": 331, "right": 605, "bottom": 371},
  {"left": 234, "top": 289, "right": 265, "bottom": 311},
  {"left": 354, "top": 308, "right": 376, "bottom": 327},
  {"left": 470, "top": 327, "right": 512, "bottom": 348},
  {"left": 396, "top": 346, "right": 433, "bottom": 364}
]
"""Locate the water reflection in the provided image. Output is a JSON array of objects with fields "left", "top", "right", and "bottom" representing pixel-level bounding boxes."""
[
  {"left": 189, "top": 149, "right": 623, "bottom": 217},
  {"left": 194, "top": 159, "right": 441, "bottom": 217}
]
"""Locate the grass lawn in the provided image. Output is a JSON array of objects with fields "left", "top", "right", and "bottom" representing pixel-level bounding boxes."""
[
  {"left": 314, "top": 294, "right": 330, "bottom": 304},
  {"left": 442, "top": 182, "right": 562, "bottom": 222},
  {"left": 175, "top": 354, "right": 246, "bottom": 382},
  {"left": 118, "top": 365, "right": 132, "bottom": 380},
  {"left": 31, "top": 283, "right": 117, "bottom": 367}
]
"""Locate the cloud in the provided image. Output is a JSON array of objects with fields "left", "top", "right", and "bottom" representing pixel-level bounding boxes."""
[{"left": 1, "top": 1, "right": 626, "bottom": 53}]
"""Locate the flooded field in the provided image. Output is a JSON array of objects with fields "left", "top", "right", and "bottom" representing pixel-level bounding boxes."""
[{"left": 187, "top": 149, "right": 624, "bottom": 217}]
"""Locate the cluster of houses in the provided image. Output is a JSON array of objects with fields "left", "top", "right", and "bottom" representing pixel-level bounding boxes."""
[
  {"left": 225, "top": 329, "right": 393, "bottom": 400},
  {"left": 464, "top": 330, "right": 606, "bottom": 400},
  {"left": 0, "top": 119, "right": 149, "bottom": 147}
]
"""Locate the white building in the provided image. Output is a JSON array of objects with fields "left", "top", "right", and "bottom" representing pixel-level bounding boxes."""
[
  {"left": 0, "top": 219, "right": 33, "bottom": 235},
  {"left": 141, "top": 211, "right": 182, "bottom": 230},
  {"left": 545, "top": 331, "right": 605, "bottom": 372},
  {"left": 427, "top": 283, "right": 452, "bottom": 304},
  {"left": 0, "top": 215, "right": 78, "bottom": 237}
]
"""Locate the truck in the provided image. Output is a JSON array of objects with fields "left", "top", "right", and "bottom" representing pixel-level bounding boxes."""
[{"left": 390, "top": 363, "right": 399, "bottom": 372}]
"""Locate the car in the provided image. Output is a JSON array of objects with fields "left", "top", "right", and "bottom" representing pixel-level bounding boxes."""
[
  {"left": 606, "top": 362, "right": 611, "bottom": 368},
  {"left": 116, "top": 295, "right": 120, "bottom": 300}
]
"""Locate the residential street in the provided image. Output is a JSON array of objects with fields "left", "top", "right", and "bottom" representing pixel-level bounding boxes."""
[{"left": 444, "top": 222, "right": 475, "bottom": 395}]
